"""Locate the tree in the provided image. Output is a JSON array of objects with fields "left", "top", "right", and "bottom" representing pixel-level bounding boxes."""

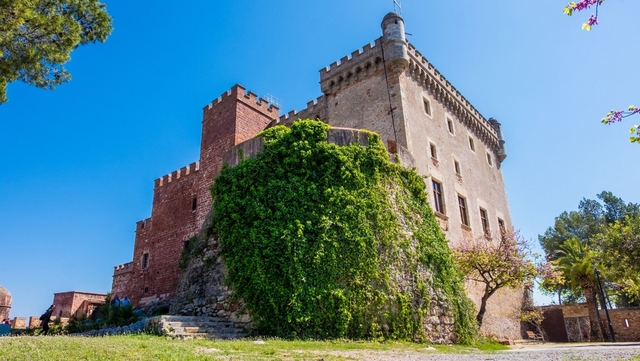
[
  {"left": 554, "top": 238, "right": 604, "bottom": 341},
  {"left": 539, "top": 191, "right": 639, "bottom": 305},
  {"left": 563, "top": 1, "right": 640, "bottom": 143},
  {"left": 454, "top": 230, "right": 536, "bottom": 328},
  {"left": 0, "top": 0, "right": 113, "bottom": 104},
  {"left": 596, "top": 214, "right": 640, "bottom": 303}
]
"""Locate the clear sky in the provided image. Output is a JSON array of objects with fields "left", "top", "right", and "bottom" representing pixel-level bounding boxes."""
[{"left": 1, "top": 0, "right": 639, "bottom": 318}]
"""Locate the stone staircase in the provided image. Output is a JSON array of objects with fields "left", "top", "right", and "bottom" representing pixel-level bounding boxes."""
[{"left": 147, "top": 315, "right": 248, "bottom": 340}]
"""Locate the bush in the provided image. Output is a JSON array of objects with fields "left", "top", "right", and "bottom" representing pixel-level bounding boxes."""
[{"left": 211, "top": 120, "right": 478, "bottom": 343}]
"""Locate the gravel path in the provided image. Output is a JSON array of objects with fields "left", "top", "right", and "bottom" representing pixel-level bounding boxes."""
[{"left": 323, "top": 343, "right": 640, "bottom": 361}]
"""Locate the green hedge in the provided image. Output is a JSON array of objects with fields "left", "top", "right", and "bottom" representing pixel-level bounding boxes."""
[{"left": 210, "top": 120, "right": 478, "bottom": 342}]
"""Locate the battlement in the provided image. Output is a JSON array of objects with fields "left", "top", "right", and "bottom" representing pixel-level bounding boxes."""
[
  {"left": 202, "top": 84, "right": 279, "bottom": 121},
  {"left": 154, "top": 162, "right": 200, "bottom": 189},
  {"left": 405, "top": 43, "right": 502, "bottom": 153},
  {"left": 113, "top": 262, "right": 134, "bottom": 276},
  {"left": 320, "top": 39, "right": 384, "bottom": 95},
  {"left": 277, "top": 95, "right": 327, "bottom": 126},
  {"left": 136, "top": 217, "right": 151, "bottom": 231}
]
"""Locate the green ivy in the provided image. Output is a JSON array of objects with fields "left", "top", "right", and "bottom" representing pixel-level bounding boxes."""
[{"left": 210, "top": 119, "right": 478, "bottom": 343}]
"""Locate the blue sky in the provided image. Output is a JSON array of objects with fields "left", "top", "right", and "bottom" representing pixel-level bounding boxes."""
[{"left": 1, "top": 0, "right": 639, "bottom": 318}]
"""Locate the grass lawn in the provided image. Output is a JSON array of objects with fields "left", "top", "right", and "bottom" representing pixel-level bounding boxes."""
[{"left": 0, "top": 334, "right": 507, "bottom": 360}]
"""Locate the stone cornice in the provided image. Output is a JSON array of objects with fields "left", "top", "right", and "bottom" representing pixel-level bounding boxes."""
[{"left": 406, "top": 43, "right": 501, "bottom": 153}]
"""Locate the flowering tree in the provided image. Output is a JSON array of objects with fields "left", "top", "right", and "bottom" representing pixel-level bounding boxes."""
[
  {"left": 564, "top": 1, "right": 640, "bottom": 143},
  {"left": 454, "top": 230, "right": 537, "bottom": 327}
]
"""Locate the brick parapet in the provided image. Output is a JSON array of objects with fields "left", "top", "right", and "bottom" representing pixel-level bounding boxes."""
[
  {"left": 154, "top": 162, "right": 200, "bottom": 189},
  {"left": 277, "top": 95, "right": 327, "bottom": 126},
  {"left": 203, "top": 84, "right": 279, "bottom": 124},
  {"left": 405, "top": 43, "right": 502, "bottom": 154},
  {"left": 113, "top": 262, "right": 133, "bottom": 277}
]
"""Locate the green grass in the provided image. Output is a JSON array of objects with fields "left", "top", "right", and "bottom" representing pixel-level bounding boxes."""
[{"left": 0, "top": 334, "right": 508, "bottom": 360}]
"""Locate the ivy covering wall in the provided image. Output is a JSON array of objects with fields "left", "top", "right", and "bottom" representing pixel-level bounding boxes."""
[{"left": 210, "top": 120, "right": 478, "bottom": 343}]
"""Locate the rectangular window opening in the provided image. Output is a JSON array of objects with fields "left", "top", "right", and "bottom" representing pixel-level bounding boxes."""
[
  {"left": 141, "top": 252, "right": 149, "bottom": 270},
  {"left": 430, "top": 143, "right": 438, "bottom": 160},
  {"left": 447, "top": 118, "right": 454, "bottom": 135},
  {"left": 454, "top": 160, "right": 461, "bottom": 175},
  {"left": 432, "top": 180, "right": 445, "bottom": 215},
  {"left": 487, "top": 153, "right": 493, "bottom": 166},
  {"left": 458, "top": 195, "right": 469, "bottom": 227},
  {"left": 468, "top": 137, "right": 475, "bottom": 152},
  {"left": 191, "top": 197, "right": 197, "bottom": 212},
  {"left": 423, "top": 98, "right": 432, "bottom": 116},
  {"left": 480, "top": 208, "right": 490, "bottom": 237}
]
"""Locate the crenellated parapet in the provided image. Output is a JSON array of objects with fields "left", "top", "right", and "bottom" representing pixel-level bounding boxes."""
[
  {"left": 203, "top": 84, "right": 279, "bottom": 121},
  {"left": 154, "top": 162, "right": 200, "bottom": 189},
  {"left": 277, "top": 95, "right": 327, "bottom": 127},
  {"left": 405, "top": 44, "right": 504, "bottom": 157},
  {"left": 113, "top": 262, "right": 133, "bottom": 276},
  {"left": 320, "top": 39, "right": 384, "bottom": 95}
]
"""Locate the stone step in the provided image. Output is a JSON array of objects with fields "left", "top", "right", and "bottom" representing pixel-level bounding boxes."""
[
  {"left": 172, "top": 331, "right": 248, "bottom": 340},
  {"left": 164, "top": 321, "right": 235, "bottom": 328},
  {"left": 157, "top": 315, "right": 230, "bottom": 323}
]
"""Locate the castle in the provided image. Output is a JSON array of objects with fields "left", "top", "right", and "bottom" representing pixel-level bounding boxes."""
[{"left": 112, "top": 12, "right": 520, "bottom": 339}]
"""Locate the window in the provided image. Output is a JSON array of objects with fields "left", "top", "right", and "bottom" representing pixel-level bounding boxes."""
[
  {"left": 447, "top": 118, "right": 455, "bottom": 135},
  {"left": 423, "top": 98, "right": 432, "bottom": 116},
  {"left": 468, "top": 137, "right": 475, "bottom": 151},
  {"left": 454, "top": 160, "right": 461, "bottom": 175},
  {"left": 429, "top": 143, "right": 438, "bottom": 160},
  {"left": 486, "top": 152, "right": 493, "bottom": 166},
  {"left": 191, "top": 197, "right": 197, "bottom": 212},
  {"left": 432, "top": 180, "right": 445, "bottom": 214},
  {"left": 458, "top": 195, "right": 469, "bottom": 227},
  {"left": 480, "top": 208, "right": 490, "bottom": 236},
  {"left": 498, "top": 218, "right": 506, "bottom": 239},
  {"left": 144, "top": 287, "right": 149, "bottom": 294},
  {"left": 141, "top": 252, "right": 149, "bottom": 270}
]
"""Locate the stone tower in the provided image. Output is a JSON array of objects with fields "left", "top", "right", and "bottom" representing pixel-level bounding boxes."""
[{"left": 0, "top": 286, "right": 11, "bottom": 321}]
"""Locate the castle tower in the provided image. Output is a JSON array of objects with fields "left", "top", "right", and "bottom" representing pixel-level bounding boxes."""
[
  {"left": 381, "top": 12, "right": 409, "bottom": 75},
  {"left": 114, "top": 85, "right": 277, "bottom": 307}
]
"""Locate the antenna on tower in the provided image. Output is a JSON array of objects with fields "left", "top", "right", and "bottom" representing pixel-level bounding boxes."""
[
  {"left": 264, "top": 93, "right": 282, "bottom": 114},
  {"left": 393, "top": 0, "right": 402, "bottom": 14}
]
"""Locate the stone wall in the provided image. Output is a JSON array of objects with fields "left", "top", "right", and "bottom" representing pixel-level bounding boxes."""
[{"left": 538, "top": 304, "right": 640, "bottom": 342}]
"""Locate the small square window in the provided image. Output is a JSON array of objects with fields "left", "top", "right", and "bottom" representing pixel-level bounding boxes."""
[
  {"left": 423, "top": 98, "right": 432, "bottom": 117},
  {"left": 454, "top": 160, "right": 461, "bottom": 175},
  {"left": 430, "top": 143, "right": 438, "bottom": 160},
  {"left": 486, "top": 153, "right": 493, "bottom": 166},
  {"left": 447, "top": 118, "right": 455, "bottom": 135},
  {"left": 432, "top": 180, "right": 445, "bottom": 215},
  {"left": 458, "top": 195, "right": 469, "bottom": 227},
  {"left": 468, "top": 137, "right": 475, "bottom": 152}
]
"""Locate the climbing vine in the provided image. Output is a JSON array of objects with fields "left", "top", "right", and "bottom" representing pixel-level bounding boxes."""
[{"left": 210, "top": 119, "right": 478, "bottom": 343}]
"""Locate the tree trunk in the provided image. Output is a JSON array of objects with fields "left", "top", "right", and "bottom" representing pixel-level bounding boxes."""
[
  {"left": 476, "top": 293, "right": 490, "bottom": 328},
  {"left": 594, "top": 279, "right": 610, "bottom": 341},
  {"left": 582, "top": 282, "right": 604, "bottom": 342}
]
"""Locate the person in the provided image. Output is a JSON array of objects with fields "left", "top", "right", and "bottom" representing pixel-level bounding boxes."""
[
  {"left": 121, "top": 296, "right": 130, "bottom": 307},
  {"left": 111, "top": 295, "right": 120, "bottom": 308},
  {"left": 39, "top": 305, "right": 55, "bottom": 335}
]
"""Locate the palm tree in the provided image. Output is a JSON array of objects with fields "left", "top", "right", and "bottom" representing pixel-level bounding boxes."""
[{"left": 554, "top": 238, "right": 604, "bottom": 341}]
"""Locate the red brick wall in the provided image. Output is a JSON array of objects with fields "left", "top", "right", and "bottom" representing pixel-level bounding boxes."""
[
  {"left": 53, "top": 292, "right": 106, "bottom": 318},
  {"left": 118, "top": 85, "right": 278, "bottom": 307}
]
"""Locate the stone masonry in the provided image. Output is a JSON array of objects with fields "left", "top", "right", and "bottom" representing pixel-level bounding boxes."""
[{"left": 113, "top": 12, "right": 519, "bottom": 340}]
